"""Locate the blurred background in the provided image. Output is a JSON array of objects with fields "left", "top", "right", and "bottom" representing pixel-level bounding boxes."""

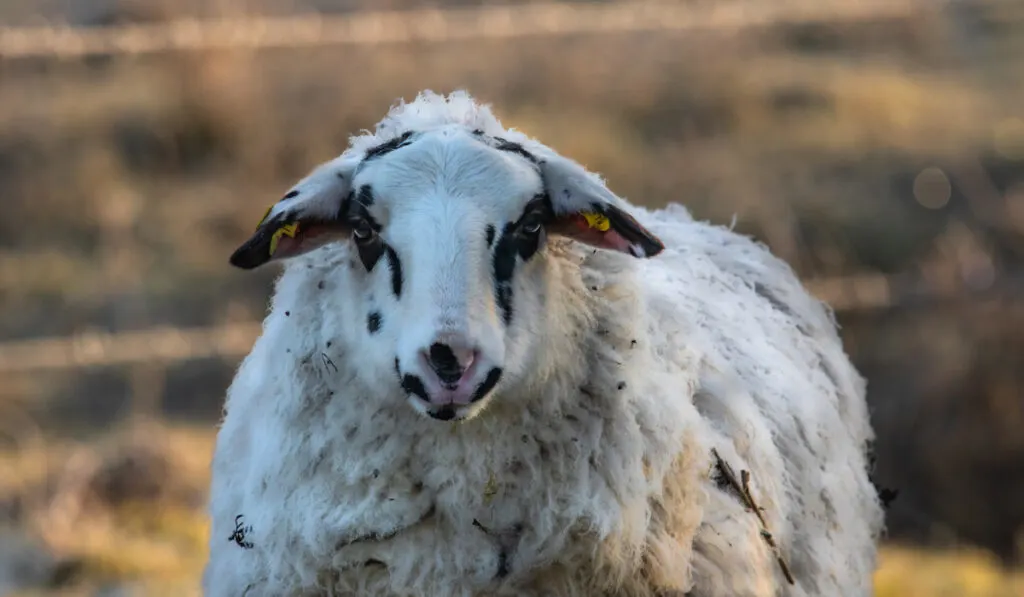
[{"left": 0, "top": 0, "right": 1022, "bottom": 595}]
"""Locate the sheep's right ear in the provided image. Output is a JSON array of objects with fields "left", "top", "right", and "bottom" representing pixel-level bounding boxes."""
[{"left": 229, "top": 156, "right": 358, "bottom": 270}]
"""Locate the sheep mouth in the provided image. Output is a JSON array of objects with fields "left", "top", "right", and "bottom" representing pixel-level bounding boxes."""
[
  {"left": 417, "top": 398, "right": 492, "bottom": 423},
  {"left": 398, "top": 366, "right": 504, "bottom": 423},
  {"left": 427, "top": 405, "right": 459, "bottom": 421}
]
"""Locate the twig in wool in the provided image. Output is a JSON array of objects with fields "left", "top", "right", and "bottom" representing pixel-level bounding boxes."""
[
  {"left": 229, "top": 514, "right": 254, "bottom": 549},
  {"left": 710, "top": 449, "right": 795, "bottom": 585},
  {"left": 321, "top": 352, "right": 338, "bottom": 373}
]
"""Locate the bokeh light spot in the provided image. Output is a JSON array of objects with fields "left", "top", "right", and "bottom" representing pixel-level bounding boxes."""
[
  {"left": 913, "top": 166, "right": 951, "bottom": 210},
  {"left": 993, "top": 117, "right": 1024, "bottom": 160}
]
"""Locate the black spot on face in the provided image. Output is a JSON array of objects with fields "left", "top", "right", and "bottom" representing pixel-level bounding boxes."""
[
  {"left": 282, "top": 190, "right": 299, "bottom": 201},
  {"left": 363, "top": 131, "right": 415, "bottom": 162},
  {"left": 470, "top": 367, "right": 503, "bottom": 403},
  {"left": 491, "top": 194, "right": 552, "bottom": 325},
  {"left": 367, "top": 311, "right": 382, "bottom": 334},
  {"left": 485, "top": 224, "right": 496, "bottom": 247},
  {"left": 492, "top": 225, "right": 517, "bottom": 325},
  {"left": 356, "top": 184, "right": 375, "bottom": 207},
  {"left": 385, "top": 245, "right": 403, "bottom": 298},
  {"left": 401, "top": 374, "right": 428, "bottom": 402}
]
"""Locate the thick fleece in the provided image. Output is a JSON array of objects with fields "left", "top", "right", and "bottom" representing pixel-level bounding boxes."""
[{"left": 203, "top": 90, "right": 884, "bottom": 597}]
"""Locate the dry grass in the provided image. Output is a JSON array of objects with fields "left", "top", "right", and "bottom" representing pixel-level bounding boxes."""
[
  {"left": 875, "top": 545, "right": 1024, "bottom": 597},
  {"left": 0, "top": 1, "right": 1022, "bottom": 594},
  {"left": 1, "top": 423, "right": 1022, "bottom": 597}
]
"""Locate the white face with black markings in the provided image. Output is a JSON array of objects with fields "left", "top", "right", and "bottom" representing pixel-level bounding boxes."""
[{"left": 229, "top": 125, "right": 664, "bottom": 422}]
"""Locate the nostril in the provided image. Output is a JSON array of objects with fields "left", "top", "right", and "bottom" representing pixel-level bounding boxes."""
[{"left": 427, "top": 343, "right": 465, "bottom": 385}]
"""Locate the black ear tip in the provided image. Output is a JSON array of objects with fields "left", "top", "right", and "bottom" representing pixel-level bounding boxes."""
[
  {"left": 229, "top": 246, "right": 267, "bottom": 270},
  {"left": 645, "top": 244, "right": 665, "bottom": 258},
  {"left": 646, "top": 237, "right": 666, "bottom": 257}
]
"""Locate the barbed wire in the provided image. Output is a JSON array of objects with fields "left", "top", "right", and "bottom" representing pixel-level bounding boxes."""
[{"left": 0, "top": 0, "right": 948, "bottom": 60}]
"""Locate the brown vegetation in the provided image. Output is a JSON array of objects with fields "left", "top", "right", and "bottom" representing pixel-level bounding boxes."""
[{"left": 0, "top": 0, "right": 1023, "bottom": 594}]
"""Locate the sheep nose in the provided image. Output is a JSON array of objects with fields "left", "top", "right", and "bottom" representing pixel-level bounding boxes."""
[{"left": 423, "top": 342, "right": 476, "bottom": 386}]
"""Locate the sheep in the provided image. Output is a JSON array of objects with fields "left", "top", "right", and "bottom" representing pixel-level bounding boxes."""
[{"left": 202, "top": 89, "right": 885, "bottom": 597}]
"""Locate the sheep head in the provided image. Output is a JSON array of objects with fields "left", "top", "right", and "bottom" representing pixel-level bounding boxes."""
[{"left": 229, "top": 95, "right": 663, "bottom": 422}]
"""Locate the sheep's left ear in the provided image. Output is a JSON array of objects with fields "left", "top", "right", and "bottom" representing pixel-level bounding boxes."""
[
  {"left": 540, "top": 154, "right": 664, "bottom": 258},
  {"left": 229, "top": 155, "right": 358, "bottom": 270}
]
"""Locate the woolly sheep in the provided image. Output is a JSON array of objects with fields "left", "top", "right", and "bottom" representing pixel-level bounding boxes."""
[{"left": 202, "top": 90, "right": 885, "bottom": 597}]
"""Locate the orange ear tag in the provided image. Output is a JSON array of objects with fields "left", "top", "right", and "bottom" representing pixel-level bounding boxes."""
[{"left": 581, "top": 211, "right": 611, "bottom": 232}]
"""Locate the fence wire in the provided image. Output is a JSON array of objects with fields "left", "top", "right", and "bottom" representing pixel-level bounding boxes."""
[{"left": 0, "top": 0, "right": 947, "bottom": 60}]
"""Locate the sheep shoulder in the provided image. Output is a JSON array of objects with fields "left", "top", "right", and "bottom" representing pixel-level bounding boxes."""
[{"left": 627, "top": 203, "right": 884, "bottom": 596}]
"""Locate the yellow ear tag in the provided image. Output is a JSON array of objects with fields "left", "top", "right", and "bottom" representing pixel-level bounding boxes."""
[
  {"left": 581, "top": 211, "right": 611, "bottom": 232},
  {"left": 268, "top": 222, "right": 300, "bottom": 257},
  {"left": 256, "top": 205, "right": 275, "bottom": 230}
]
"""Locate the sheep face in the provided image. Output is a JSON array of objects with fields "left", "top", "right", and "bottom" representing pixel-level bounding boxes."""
[{"left": 228, "top": 125, "right": 664, "bottom": 422}]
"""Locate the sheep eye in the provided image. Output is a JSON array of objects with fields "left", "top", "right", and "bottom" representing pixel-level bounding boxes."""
[
  {"left": 520, "top": 216, "right": 543, "bottom": 236},
  {"left": 352, "top": 220, "right": 375, "bottom": 242}
]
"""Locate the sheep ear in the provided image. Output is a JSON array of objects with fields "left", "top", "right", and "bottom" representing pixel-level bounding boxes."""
[
  {"left": 540, "top": 154, "right": 664, "bottom": 258},
  {"left": 229, "top": 156, "right": 358, "bottom": 270}
]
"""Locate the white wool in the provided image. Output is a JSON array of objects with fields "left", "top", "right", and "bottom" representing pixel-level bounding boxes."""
[{"left": 203, "top": 90, "right": 885, "bottom": 597}]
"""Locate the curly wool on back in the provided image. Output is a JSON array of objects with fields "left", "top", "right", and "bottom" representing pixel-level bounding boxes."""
[{"left": 202, "top": 90, "right": 885, "bottom": 597}]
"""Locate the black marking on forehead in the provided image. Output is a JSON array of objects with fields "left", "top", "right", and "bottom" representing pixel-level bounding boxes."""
[
  {"left": 367, "top": 312, "right": 382, "bottom": 334},
  {"left": 356, "top": 184, "right": 375, "bottom": 207},
  {"left": 281, "top": 189, "right": 299, "bottom": 201},
  {"left": 469, "top": 130, "right": 542, "bottom": 172},
  {"left": 363, "top": 131, "right": 416, "bottom": 162},
  {"left": 385, "top": 244, "right": 404, "bottom": 298},
  {"left": 485, "top": 225, "right": 496, "bottom": 247},
  {"left": 491, "top": 136, "right": 539, "bottom": 165}
]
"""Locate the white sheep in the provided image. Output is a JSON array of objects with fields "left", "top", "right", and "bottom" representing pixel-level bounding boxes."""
[{"left": 202, "top": 89, "right": 885, "bottom": 597}]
